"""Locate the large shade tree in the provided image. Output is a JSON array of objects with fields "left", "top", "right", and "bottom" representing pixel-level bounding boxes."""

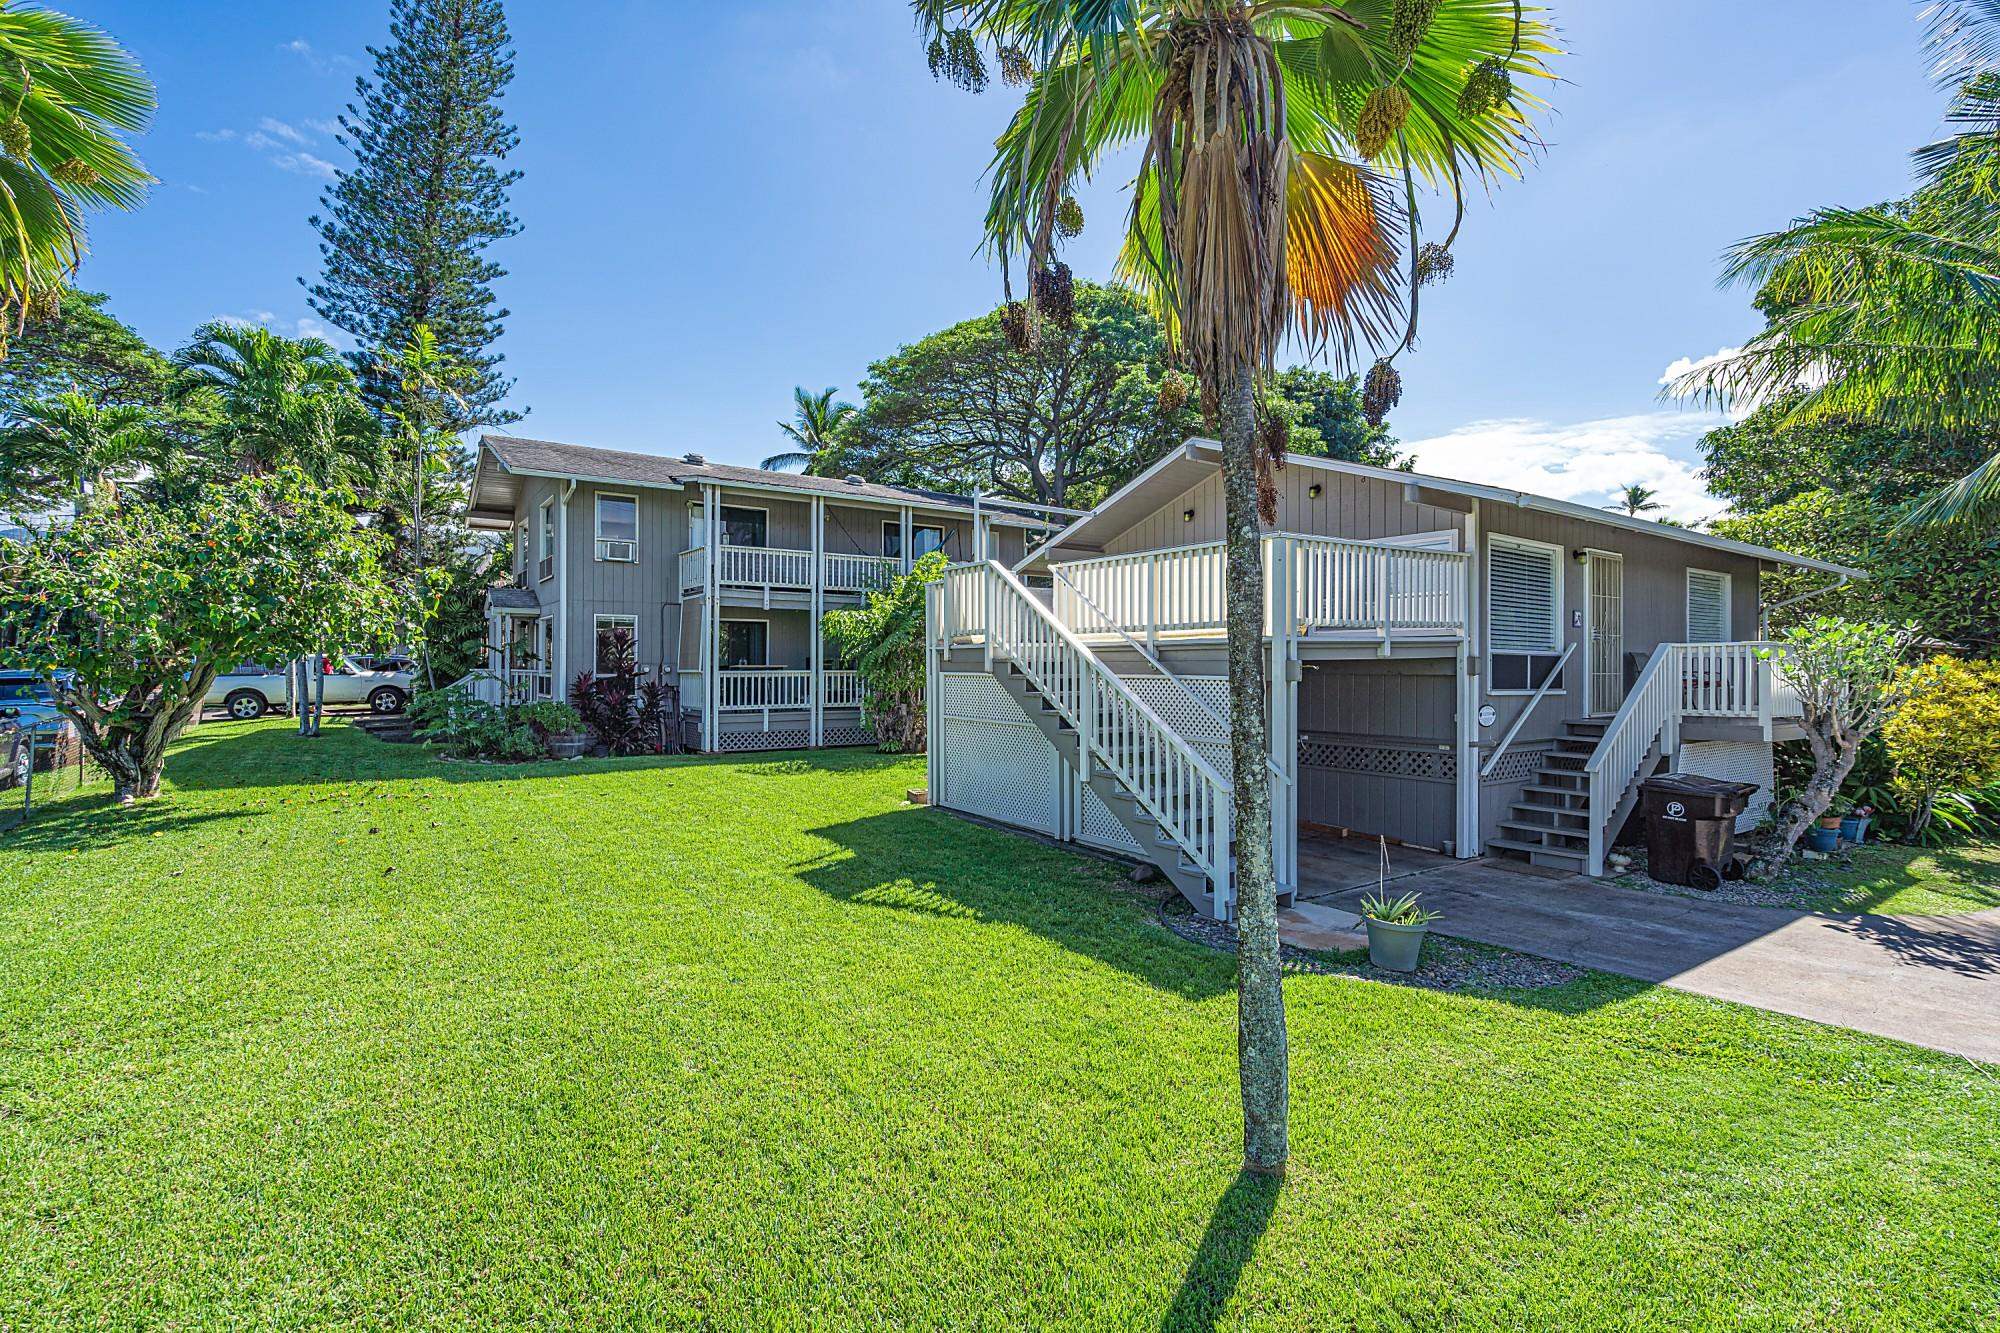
[
  {"left": 1673, "top": 1, "right": 2000, "bottom": 529},
  {"left": 913, "top": 0, "right": 1553, "bottom": 1174},
  {"left": 0, "top": 470, "right": 402, "bottom": 802}
]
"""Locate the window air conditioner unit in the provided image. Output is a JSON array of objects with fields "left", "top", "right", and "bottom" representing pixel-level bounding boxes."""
[{"left": 598, "top": 539, "right": 637, "bottom": 563}]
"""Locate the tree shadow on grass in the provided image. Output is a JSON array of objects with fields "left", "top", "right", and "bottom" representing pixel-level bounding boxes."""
[
  {"left": 798, "top": 808, "right": 1237, "bottom": 1001},
  {"left": 1801, "top": 842, "right": 2000, "bottom": 916},
  {"left": 1161, "top": 1170, "right": 1283, "bottom": 1332},
  {"left": 0, "top": 791, "right": 258, "bottom": 856}
]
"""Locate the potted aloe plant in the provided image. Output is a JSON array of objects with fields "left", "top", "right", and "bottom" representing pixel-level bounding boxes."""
[{"left": 1358, "top": 891, "right": 1441, "bottom": 974}]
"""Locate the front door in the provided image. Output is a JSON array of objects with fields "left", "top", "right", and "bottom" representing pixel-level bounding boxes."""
[{"left": 1585, "top": 551, "right": 1625, "bottom": 715}]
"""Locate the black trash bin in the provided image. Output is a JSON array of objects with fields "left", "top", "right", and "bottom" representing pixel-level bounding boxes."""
[{"left": 1638, "top": 774, "right": 1758, "bottom": 890}]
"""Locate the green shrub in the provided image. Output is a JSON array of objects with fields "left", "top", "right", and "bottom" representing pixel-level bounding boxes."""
[
  {"left": 410, "top": 686, "right": 558, "bottom": 762},
  {"left": 822, "top": 550, "right": 947, "bottom": 753}
]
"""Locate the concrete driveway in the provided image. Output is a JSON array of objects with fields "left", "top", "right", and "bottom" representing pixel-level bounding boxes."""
[{"left": 1315, "top": 861, "right": 2000, "bottom": 1063}]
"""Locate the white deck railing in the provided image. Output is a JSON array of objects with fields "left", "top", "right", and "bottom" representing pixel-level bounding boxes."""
[
  {"left": 954, "top": 559, "right": 1233, "bottom": 914},
  {"left": 683, "top": 668, "right": 869, "bottom": 713},
  {"left": 1046, "top": 534, "right": 1470, "bottom": 643},
  {"left": 1584, "top": 642, "right": 1802, "bottom": 874},
  {"left": 679, "top": 546, "right": 900, "bottom": 596}
]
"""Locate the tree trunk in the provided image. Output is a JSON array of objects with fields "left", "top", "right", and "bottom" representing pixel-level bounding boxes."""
[
  {"left": 1757, "top": 725, "right": 1860, "bottom": 877},
  {"left": 1219, "top": 365, "right": 1287, "bottom": 1177}
]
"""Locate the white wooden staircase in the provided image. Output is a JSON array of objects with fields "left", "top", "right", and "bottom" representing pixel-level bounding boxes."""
[{"left": 937, "top": 561, "right": 1239, "bottom": 918}]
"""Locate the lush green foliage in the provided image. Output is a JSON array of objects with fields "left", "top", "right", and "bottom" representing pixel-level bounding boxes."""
[
  {"left": 1704, "top": 398, "right": 2000, "bottom": 650},
  {"left": 822, "top": 551, "right": 947, "bottom": 753},
  {"left": 825, "top": 286, "right": 1402, "bottom": 508},
  {"left": 171, "top": 321, "right": 384, "bottom": 486},
  {"left": 1883, "top": 655, "right": 2000, "bottom": 839},
  {"left": 0, "top": 287, "right": 174, "bottom": 417},
  {"left": 410, "top": 687, "right": 577, "bottom": 762},
  {"left": 0, "top": 470, "right": 401, "bottom": 798},
  {"left": 0, "top": 390, "right": 165, "bottom": 515},
  {"left": 1758, "top": 618, "right": 1922, "bottom": 872},
  {"left": 0, "top": 723, "right": 1993, "bottom": 1325},
  {"left": 0, "top": 9, "right": 154, "bottom": 324},
  {"left": 306, "top": 0, "right": 521, "bottom": 429},
  {"left": 567, "top": 626, "right": 673, "bottom": 756},
  {"left": 1672, "top": 14, "right": 2000, "bottom": 528}
]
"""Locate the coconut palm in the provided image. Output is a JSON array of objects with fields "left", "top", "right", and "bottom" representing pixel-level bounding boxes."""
[
  {"left": 912, "top": 0, "right": 1554, "bottom": 1174},
  {"left": 173, "top": 321, "right": 383, "bottom": 486},
  {"left": 1671, "top": 2, "right": 2000, "bottom": 529},
  {"left": 762, "top": 385, "right": 857, "bottom": 472},
  {"left": 1610, "top": 482, "right": 1662, "bottom": 517},
  {"left": 0, "top": 6, "right": 154, "bottom": 332},
  {"left": 0, "top": 390, "right": 159, "bottom": 513}
]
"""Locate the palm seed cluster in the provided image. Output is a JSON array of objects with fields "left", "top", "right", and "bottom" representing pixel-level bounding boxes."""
[
  {"left": 1415, "top": 242, "right": 1454, "bottom": 286},
  {"left": 1458, "top": 57, "right": 1512, "bottom": 117},
  {"left": 1388, "top": 0, "right": 1442, "bottom": 64},
  {"left": 1356, "top": 84, "right": 1412, "bottom": 160},
  {"left": 927, "top": 28, "right": 988, "bottom": 94},
  {"left": 1363, "top": 359, "right": 1402, "bottom": 427},
  {"left": 1055, "top": 195, "right": 1085, "bottom": 240}
]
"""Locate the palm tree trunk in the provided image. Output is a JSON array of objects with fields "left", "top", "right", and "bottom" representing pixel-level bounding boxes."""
[{"left": 1219, "top": 364, "right": 1288, "bottom": 1176}]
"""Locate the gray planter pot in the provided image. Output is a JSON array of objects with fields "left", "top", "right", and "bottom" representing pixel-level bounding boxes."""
[
  {"left": 1365, "top": 918, "right": 1428, "bottom": 973},
  {"left": 545, "top": 732, "right": 590, "bottom": 760}
]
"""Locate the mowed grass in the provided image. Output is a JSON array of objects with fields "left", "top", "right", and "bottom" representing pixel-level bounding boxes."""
[
  {"left": 1788, "top": 838, "right": 2000, "bottom": 916},
  {"left": 1, "top": 721, "right": 1995, "bottom": 1330}
]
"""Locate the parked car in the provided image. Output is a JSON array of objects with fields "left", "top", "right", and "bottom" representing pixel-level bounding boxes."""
[
  {"left": 206, "top": 656, "right": 414, "bottom": 721},
  {"left": 0, "top": 673, "right": 77, "bottom": 778},
  {"left": 0, "top": 716, "right": 27, "bottom": 789}
]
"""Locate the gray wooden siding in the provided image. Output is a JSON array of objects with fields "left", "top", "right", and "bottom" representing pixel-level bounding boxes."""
[
  {"left": 1299, "top": 659, "right": 1457, "bottom": 849},
  {"left": 563, "top": 482, "right": 688, "bottom": 678},
  {"left": 1101, "top": 466, "right": 1468, "bottom": 555}
]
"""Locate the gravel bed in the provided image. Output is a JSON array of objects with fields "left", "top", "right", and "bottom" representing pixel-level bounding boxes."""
[
  {"left": 1156, "top": 899, "right": 1585, "bottom": 993},
  {"left": 1606, "top": 844, "right": 1854, "bottom": 911}
]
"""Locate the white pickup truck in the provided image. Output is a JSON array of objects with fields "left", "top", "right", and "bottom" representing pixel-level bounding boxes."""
[{"left": 206, "top": 657, "right": 414, "bottom": 721}]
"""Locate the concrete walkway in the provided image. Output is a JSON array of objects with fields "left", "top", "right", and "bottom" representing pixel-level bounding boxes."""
[{"left": 1316, "top": 861, "right": 2000, "bottom": 1063}]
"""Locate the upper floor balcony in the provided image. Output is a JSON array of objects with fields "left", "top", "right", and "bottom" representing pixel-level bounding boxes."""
[
  {"left": 970, "top": 533, "right": 1472, "bottom": 647},
  {"left": 678, "top": 545, "right": 902, "bottom": 599}
]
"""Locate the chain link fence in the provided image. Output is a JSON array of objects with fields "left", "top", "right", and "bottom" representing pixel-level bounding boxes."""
[{"left": 1, "top": 722, "right": 99, "bottom": 834}]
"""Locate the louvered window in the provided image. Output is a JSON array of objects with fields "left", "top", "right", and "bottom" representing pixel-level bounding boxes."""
[
  {"left": 1687, "top": 569, "right": 1732, "bottom": 643},
  {"left": 1489, "top": 536, "right": 1564, "bottom": 692}
]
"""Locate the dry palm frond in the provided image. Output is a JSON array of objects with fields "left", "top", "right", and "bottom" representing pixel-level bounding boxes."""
[
  {"left": 1138, "top": 14, "right": 1292, "bottom": 390},
  {"left": 1284, "top": 152, "right": 1401, "bottom": 367}
]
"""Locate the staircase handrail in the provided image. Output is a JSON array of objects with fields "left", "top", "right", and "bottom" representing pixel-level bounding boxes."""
[
  {"left": 1583, "top": 642, "right": 1685, "bottom": 876},
  {"left": 1049, "top": 561, "right": 1287, "bottom": 788},
  {"left": 981, "top": 560, "right": 1233, "bottom": 896},
  {"left": 1478, "top": 642, "right": 1578, "bottom": 779}
]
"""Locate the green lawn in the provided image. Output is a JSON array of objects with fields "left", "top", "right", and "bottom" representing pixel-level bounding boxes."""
[
  {"left": 1786, "top": 839, "right": 2000, "bottom": 916},
  {"left": 2, "top": 721, "right": 1995, "bottom": 1329}
]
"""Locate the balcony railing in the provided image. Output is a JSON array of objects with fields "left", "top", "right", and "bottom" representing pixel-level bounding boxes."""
[
  {"left": 1039, "top": 533, "right": 1470, "bottom": 644},
  {"left": 679, "top": 545, "right": 900, "bottom": 596},
  {"left": 678, "top": 668, "right": 868, "bottom": 713}
]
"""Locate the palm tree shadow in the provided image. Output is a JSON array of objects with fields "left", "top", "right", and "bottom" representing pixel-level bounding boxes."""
[{"left": 1162, "top": 1169, "right": 1283, "bottom": 1332}]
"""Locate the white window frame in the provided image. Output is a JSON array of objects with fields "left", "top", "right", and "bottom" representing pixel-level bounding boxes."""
[
  {"left": 515, "top": 519, "right": 528, "bottom": 577},
  {"left": 718, "top": 616, "right": 771, "bottom": 669},
  {"left": 594, "top": 491, "right": 640, "bottom": 563},
  {"left": 537, "top": 498, "right": 556, "bottom": 583},
  {"left": 883, "top": 520, "right": 947, "bottom": 559},
  {"left": 1486, "top": 533, "right": 1566, "bottom": 696},
  {"left": 592, "top": 613, "right": 640, "bottom": 676},
  {"left": 1686, "top": 568, "right": 1734, "bottom": 644}
]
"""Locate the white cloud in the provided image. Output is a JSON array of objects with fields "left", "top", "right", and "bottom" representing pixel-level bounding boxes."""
[
  {"left": 199, "top": 116, "right": 339, "bottom": 180},
  {"left": 256, "top": 117, "right": 309, "bottom": 146},
  {"left": 213, "top": 311, "right": 349, "bottom": 348},
  {"left": 278, "top": 39, "right": 353, "bottom": 73},
  {"left": 1403, "top": 411, "right": 1731, "bottom": 524},
  {"left": 1658, "top": 346, "right": 1742, "bottom": 389}
]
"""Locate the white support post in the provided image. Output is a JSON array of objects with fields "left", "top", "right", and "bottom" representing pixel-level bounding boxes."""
[
  {"left": 810, "top": 495, "right": 825, "bottom": 748},
  {"left": 1376, "top": 545, "right": 1392, "bottom": 656},
  {"left": 704, "top": 485, "right": 722, "bottom": 751},
  {"left": 973, "top": 491, "right": 987, "bottom": 563},
  {"left": 1455, "top": 500, "right": 1483, "bottom": 858},
  {"left": 554, "top": 483, "right": 572, "bottom": 692},
  {"left": 899, "top": 506, "right": 913, "bottom": 575},
  {"left": 926, "top": 584, "right": 940, "bottom": 805}
]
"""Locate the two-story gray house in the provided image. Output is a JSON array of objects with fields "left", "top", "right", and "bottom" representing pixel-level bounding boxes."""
[
  {"left": 925, "top": 439, "right": 1863, "bottom": 919},
  {"left": 464, "top": 434, "right": 1058, "bottom": 752}
]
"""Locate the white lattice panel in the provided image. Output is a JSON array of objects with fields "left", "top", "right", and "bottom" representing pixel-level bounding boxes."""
[
  {"left": 1079, "top": 784, "right": 1145, "bottom": 855},
  {"left": 718, "top": 727, "right": 812, "bottom": 752},
  {"left": 938, "top": 673, "right": 1062, "bottom": 835},
  {"left": 1677, "top": 740, "right": 1775, "bottom": 832}
]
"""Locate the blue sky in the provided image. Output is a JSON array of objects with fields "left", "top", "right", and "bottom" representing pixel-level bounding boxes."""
[{"left": 73, "top": 1, "right": 1949, "bottom": 519}]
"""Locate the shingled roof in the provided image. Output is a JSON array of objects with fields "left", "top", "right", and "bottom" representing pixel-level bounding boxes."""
[{"left": 479, "top": 433, "right": 1050, "bottom": 524}]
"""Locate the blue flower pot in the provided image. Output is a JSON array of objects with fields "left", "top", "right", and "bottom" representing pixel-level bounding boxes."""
[
  {"left": 1839, "top": 816, "right": 1870, "bottom": 845},
  {"left": 1808, "top": 825, "right": 1840, "bottom": 853}
]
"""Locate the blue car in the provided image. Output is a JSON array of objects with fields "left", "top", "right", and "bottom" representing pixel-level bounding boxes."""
[{"left": 0, "top": 672, "right": 76, "bottom": 758}]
